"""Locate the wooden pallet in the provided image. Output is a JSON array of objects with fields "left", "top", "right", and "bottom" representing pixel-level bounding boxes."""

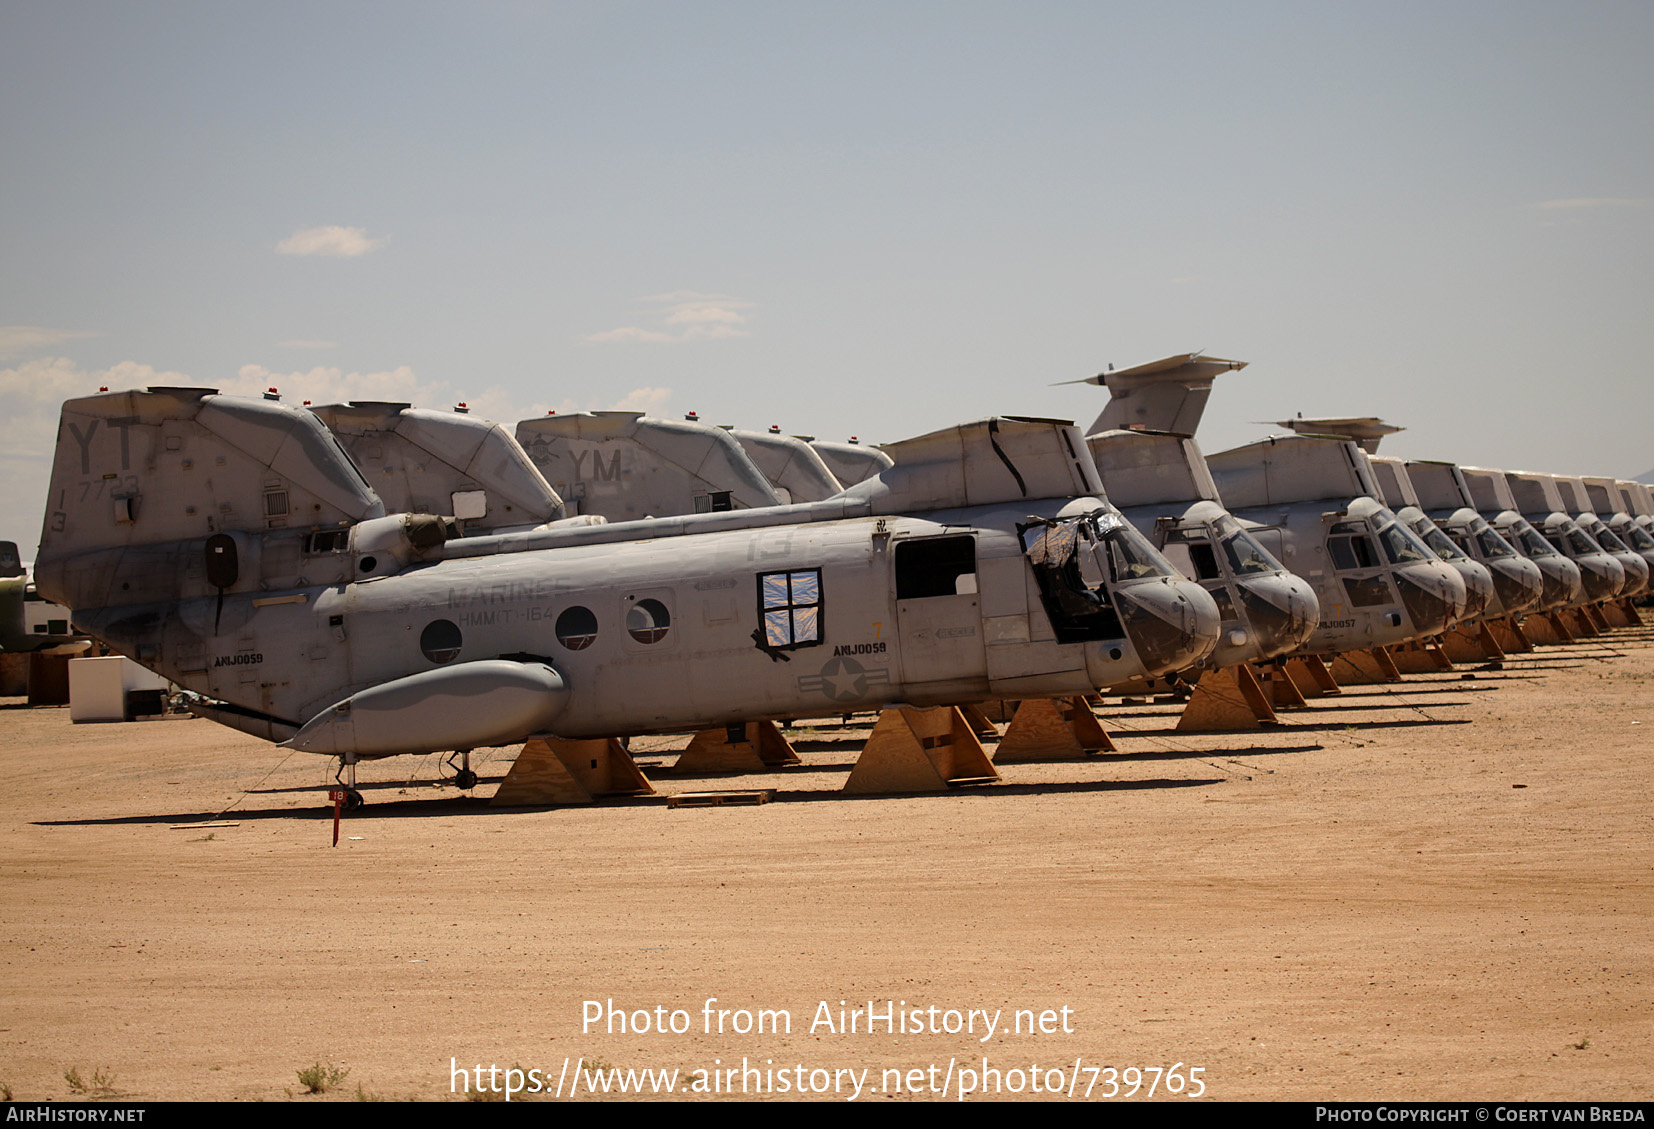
[{"left": 667, "top": 790, "right": 774, "bottom": 809}]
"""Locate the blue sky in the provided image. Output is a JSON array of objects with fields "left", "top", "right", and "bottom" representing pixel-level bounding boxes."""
[{"left": 3, "top": 1, "right": 1651, "bottom": 548}]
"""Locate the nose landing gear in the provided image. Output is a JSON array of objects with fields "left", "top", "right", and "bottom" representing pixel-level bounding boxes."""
[
  {"left": 334, "top": 758, "right": 365, "bottom": 809},
  {"left": 446, "top": 750, "right": 478, "bottom": 791}
]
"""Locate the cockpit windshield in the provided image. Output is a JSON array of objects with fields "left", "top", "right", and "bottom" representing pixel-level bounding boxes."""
[
  {"left": 1593, "top": 526, "right": 1630, "bottom": 553},
  {"left": 1409, "top": 517, "right": 1467, "bottom": 561},
  {"left": 1511, "top": 519, "right": 1560, "bottom": 558},
  {"left": 1376, "top": 521, "right": 1434, "bottom": 565},
  {"left": 1470, "top": 518, "right": 1517, "bottom": 559},
  {"left": 1109, "top": 522, "right": 1176, "bottom": 582},
  {"left": 1213, "top": 515, "right": 1281, "bottom": 576},
  {"left": 1023, "top": 511, "right": 1177, "bottom": 585},
  {"left": 1622, "top": 524, "right": 1654, "bottom": 552},
  {"left": 1552, "top": 523, "right": 1602, "bottom": 558}
]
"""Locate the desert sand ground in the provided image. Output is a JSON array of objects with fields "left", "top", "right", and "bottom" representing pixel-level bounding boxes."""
[{"left": 1, "top": 627, "right": 1649, "bottom": 1103}]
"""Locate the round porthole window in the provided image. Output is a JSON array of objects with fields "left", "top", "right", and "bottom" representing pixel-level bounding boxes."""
[
  {"left": 626, "top": 598, "right": 671, "bottom": 644},
  {"left": 420, "top": 618, "right": 463, "bottom": 664},
  {"left": 555, "top": 606, "right": 598, "bottom": 651}
]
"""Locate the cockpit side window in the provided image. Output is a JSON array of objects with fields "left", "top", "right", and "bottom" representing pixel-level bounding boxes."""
[
  {"left": 1328, "top": 532, "right": 1379, "bottom": 571},
  {"left": 1189, "top": 542, "right": 1222, "bottom": 581},
  {"left": 1160, "top": 527, "right": 1220, "bottom": 581}
]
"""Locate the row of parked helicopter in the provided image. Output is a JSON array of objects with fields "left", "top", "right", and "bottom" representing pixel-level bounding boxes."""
[{"left": 31, "top": 353, "right": 1654, "bottom": 802}]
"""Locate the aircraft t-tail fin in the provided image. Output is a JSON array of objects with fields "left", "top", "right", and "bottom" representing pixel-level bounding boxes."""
[{"left": 1085, "top": 353, "right": 1246, "bottom": 437}]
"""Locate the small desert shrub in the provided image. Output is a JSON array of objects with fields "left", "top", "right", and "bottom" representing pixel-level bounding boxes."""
[{"left": 297, "top": 1062, "right": 350, "bottom": 1094}]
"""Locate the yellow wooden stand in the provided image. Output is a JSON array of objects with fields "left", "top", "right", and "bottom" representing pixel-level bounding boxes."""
[
  {"left": 973, "top": 700, "right": 1019, "bottom": 724},
  {"left": 1286, "top": 655, "right": 1342, "bottom": 697},
  {"left": 492, "top": 737, "right": 656, "bottom": 806},
  {"left": 1618, "top": 599, "right": 1644, "bottom": 627},
  {"left": 1173, "top": 668, "right": 1277, "bottom": 731},
  {"left": 672, "top": 721, "right": 800, "bottom": 775},
  {"left": 1388, "top": 640, "right": 1454, "bottom": 673},
  {"left": 957, "top": 702, "right": 1000, "bottom": 738},
  {"left": 842, "top": 707, "right": 1000, "bottom": 794},
  {"left": 1256, "top": 661, "right": 1309, "bottom": 709},
  {"left": 1564, "top": 607, "right": 1601, "bottom": 636},
  {"left": 1329, "top": 647, "right": 1401, "bottom": 685},
  {"left": 1522, "top": 612, "right": 1571, "bottom": 645},
  {"left": 1489, "top": 617, "right": 1533, "bottom": 653},
  {"left": 995, "top": 697, "right": 1118, "bottom": 760},
  {"left": 1440, "top": 623, "right": 1504, "bottom": 663}
]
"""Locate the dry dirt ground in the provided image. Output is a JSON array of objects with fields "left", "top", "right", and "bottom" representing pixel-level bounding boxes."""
[{"left": 1, "top": 629, "right": 1650, "bottom": 1103}]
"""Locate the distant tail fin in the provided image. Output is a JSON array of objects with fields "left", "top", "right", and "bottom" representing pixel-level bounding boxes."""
[
  {"left": 313, "top": 402, "right": 563, "bottom": 532},
  {"left": 36, "top": 387, "right": 385, "bottom": 612}
]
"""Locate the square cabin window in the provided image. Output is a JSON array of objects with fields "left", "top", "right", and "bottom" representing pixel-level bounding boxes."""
[
  {"left": 894, "top": 535, "right": 977, "bottom": 599},
  {"left": 759, "top": 568, "right": 822, "bottom": 650}
]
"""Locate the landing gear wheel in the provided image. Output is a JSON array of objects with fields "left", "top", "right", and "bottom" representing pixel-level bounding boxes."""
[
  {"left": 335, "top": 760, "right": 365, "bottom": 810},
  {"left": 446, "top": 750, "right": 478, "bottom": 790}
]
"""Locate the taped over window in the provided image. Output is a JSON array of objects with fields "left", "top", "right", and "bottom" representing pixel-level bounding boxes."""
[{"left": 759, "top": 568, "right": 822, "bottom": 650}]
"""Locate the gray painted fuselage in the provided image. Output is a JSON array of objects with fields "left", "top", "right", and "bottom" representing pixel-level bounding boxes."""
[{"left": 39, "top": 391, "right": 1220, "bottom": 760}]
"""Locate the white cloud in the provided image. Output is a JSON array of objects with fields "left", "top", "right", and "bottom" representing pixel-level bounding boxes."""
[
  {"left": 278, "top": 339, "right": 337, "bottom": 349},
  {"left": 276, "top": 225, "right": 386, "bottom": 257},
  {"left": 582, "top": 326, "right": 679, "bottom": 344},
  {"left": 640, "top": 290, "right": 726, "bottom": 303},
  {"left": 609, "top": 386, "right": 673, "bottom": 414},
  {"left": 228, "top": 363, "right": 428, "bottom": 406},
  {"left": 528, "top": 386, "right": 674, "bottom": 419},
  {"left": 0, "top": 357, "right": 193, "bottom": 547},
  {"left": 662, "top": 302, "right": 749, "bottom": 326},
  {"left": 229, "top": 364, "right": 527, "bottom": 429},
  {"left": 0, "top": 326, "right": 99, "bottom": 360},
  {"left": 584, "top": 292, "right": 753, "bottom": 344},
  {"left": 680, "top": 322, "right": 748, "bottom": 341},
  {"left": 1533, "top": 197, "right": 1651, "bottom": 210}
]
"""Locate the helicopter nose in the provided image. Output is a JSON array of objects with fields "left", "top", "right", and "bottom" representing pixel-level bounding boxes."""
[
  {"left": 1393, "top": 562, "right": 1464, "bottom": 636},
  {"left": 1235, "top": 574, "right": 1319, "bottom": 660},
  {"left": 1614, "top": 551, "right": 1648, "bottom": 597},
  {"left": 1455, "top": 560, "right": 1494, "bottom": 623},
  {"left": 1537, "top": 556, "right": 1582, "bottom": 609},
  {"left": 1489, "top": 557, "right": 1543, "bottom": 615},
  {"left": 1574, "top": 554, "right": 1623, "bottom": 603},
  {"left": 1109, "top": 578, "right": 1221, "bottom": 677}
]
